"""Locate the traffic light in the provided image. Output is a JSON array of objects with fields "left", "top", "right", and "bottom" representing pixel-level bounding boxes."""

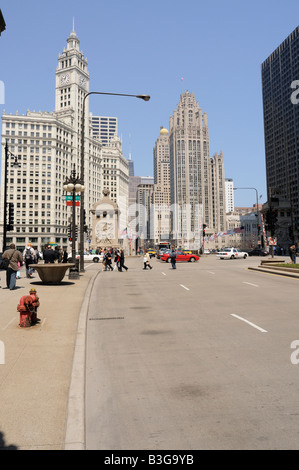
[
  {"left": 68, "top": 223, "right": 72, "bottom": 241},
  {"left": 75, "top": 225, "right": 78, "bottom": 240},
  {"left": 265, "top": 207, "right": 278, "bottom": 237},
  {"left": 257, "top": 224, "right": 261, "bottom": 235},
  {"left": 83, "top": 209, "right": 88, "bottom": 233},
  {"left": 203, "top": 224, "right": 206, "bottom": 237},
  {"left": 7, "top": 203, "right": 14, "bottom": 231}
]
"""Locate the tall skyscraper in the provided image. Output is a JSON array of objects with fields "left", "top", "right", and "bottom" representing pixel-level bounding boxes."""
[
  {"left": 136, "top": 180, "right": 154, "bottom": 244},
  {"left": 169, "top": 91, "right": 226, "bottom": 246},
  {"left": 153, "top": 126, "right": 171, "bottom": 242},
  {"left": 225, "top": 178, "right": 234, "bottom": 213},
  {"left": 261, "top": 26, "right": 299, "bottom": 242},
  {"left": 210, "top": 151, "right": 226, "bottom": 231}
]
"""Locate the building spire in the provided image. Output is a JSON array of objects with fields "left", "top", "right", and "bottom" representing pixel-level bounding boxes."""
[{"left": 72, "top": 17, "right": 75, "bottom": 33}]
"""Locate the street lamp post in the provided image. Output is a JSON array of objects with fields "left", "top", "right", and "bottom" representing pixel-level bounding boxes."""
[
  {"left": 79, "top": 91, "right": 150, "bottom": 272},
  {"left": 233, "top": 186, "right": 260, "bottom": 246},
  {"left": 2, "top": 142, "right": 21, "bottom": 252},
  {"left": 63, "top": 166, "right": 84, "bottom": 271}
]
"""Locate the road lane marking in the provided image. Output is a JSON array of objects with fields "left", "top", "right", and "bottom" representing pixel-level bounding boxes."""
[
  {"left": 230, "top": 314, "right": 268, "bottom": 333},
  {"left": 180, "top": 284, "right": 190, "bottom": 291},
  {"left": 208, "top": 271, "right": 215, "bottom": 275},
  {"left": 161, "top": 272, "right": 166, "bottom": 276},
  {"left": 243, "top": 281, "right": 259, "bottom": 287}
]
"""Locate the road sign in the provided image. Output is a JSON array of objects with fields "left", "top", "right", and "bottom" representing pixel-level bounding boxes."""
[
  {"left": 268, "top": 237, "right": 277, "bottom": 246},
  {"left": 65, "top": 195, "right": 80, "bottom": 201},
  {"left": 66, "top": 201, "right": 80, "bottom": 207}
]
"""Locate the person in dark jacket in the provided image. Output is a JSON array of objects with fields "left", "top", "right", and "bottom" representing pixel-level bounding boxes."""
[
  {"left": 43, "top": 246, "right": 57, "bottom": 264},
  {"left": 119, "top": 249, "right": 128, "bottom": 272},
  {"left": 104, "top": 250, "right": 113, "bottom": 271},
  {"left": 170, "top": 248, "right": 176, "bottom": 269}
]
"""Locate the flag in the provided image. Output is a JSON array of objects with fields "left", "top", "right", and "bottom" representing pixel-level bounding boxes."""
[{"left": 120, "top": 228, "right": 128, "bottom": 238}]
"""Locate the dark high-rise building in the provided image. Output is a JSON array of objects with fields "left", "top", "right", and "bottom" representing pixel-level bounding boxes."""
[{"left": 261, "top": 26, "right": 299, "bottom": 242}]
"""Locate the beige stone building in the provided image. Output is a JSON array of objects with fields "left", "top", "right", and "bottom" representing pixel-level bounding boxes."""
[{"left": 0, "top": 27, "right": 129, "bottom": 252}]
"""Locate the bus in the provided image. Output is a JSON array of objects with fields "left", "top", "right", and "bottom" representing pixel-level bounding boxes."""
[
  {"left": 157, "top": 242, "right": 171, "bottom": 251},
  {"left": 156, "top": 242, "right": 171, "bottom": 258}
]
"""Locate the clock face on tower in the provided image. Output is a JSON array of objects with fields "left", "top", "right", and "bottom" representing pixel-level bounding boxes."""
[
  {"left": 79, "top": 75, "right": 86, "bottom": 87},
  {"left": 61, "top": 74, "right": 70, "bottom": 85}
]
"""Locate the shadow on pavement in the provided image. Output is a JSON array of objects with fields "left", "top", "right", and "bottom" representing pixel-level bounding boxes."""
[{"left": 0, "top": 431, "right": 18, "bottom": 450}]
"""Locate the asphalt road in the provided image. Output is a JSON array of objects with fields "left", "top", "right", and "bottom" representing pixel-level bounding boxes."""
[{"left": 85, "top": 254, "right": 299, "bottom": 450}]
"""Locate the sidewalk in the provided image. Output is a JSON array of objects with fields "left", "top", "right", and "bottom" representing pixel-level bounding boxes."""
[{"left": 0, "top": 264, "right": 98, "bottom": 450}]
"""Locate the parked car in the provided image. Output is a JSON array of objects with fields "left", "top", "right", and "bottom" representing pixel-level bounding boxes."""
[
  {"left": 217, "top": 247, "right": 248, "bottom": 259},
  {"left": 182, "top": 249, "right": 192, "bottom": 254},
  {"left": 247, "top": 249, "right": 269, "bottom": 256},
  {"left": 161, "top": 250, "right": 199, "bottom": 263},
  {"left": 68, "top": 251, "right": 103, "bottom": 263}
]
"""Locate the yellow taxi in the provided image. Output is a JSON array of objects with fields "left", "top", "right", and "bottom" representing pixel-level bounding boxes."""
[{"left": 147, "top": 249, "right": 156, "bottom": 258}]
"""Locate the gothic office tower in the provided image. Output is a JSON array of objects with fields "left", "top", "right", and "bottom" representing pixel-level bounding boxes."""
[{"left": 169, "top": 91, "right": 211, "bottom": 243}]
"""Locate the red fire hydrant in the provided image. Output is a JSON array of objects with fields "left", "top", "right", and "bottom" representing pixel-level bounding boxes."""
[{"left": 17, "top": 289, "right": 40, "bottom": 328}]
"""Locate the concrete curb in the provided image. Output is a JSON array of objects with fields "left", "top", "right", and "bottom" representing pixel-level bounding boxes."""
[
  {"left": 64, "top": 269, "right": 101, "bottom": 450},
  {"left": 248, "top": 266, "right": 299, "bottom": 279}
]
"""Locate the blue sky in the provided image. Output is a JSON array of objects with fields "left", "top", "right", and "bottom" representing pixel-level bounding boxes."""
[{"left": 1, "top": 0, "right": 299, "bottom": 207}]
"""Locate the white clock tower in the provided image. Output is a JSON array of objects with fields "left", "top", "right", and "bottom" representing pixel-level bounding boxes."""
[{"left": 55, "top": 24, "right": 90, "bottom": 136}]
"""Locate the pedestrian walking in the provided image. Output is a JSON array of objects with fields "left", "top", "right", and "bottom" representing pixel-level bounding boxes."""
[
  {"left": 143, "top": 250, "right": 152, "bottom": 270},
  {"left": 170, "top": 248, "right": 177, "bottom": 269},
  {"left": 289, "top": 244, "right": 296, "bottom": 264},
  {"left": 119, "top": 249, "right": 128, "bottom": 271},
  {"left": 22, "top": 243, "right": 36, "bottom": 278},
  {"left": 62, "top": 248, "right": 68, "bottom": 263},
  {"left": 114, "top": 250, "right": 120, "bottom": 270},
  {"left": 105, "top": 250, "right": 113, "bottom": 271},
  {"left": 2, "top": 243, "right": 23, "bottom": 290}
]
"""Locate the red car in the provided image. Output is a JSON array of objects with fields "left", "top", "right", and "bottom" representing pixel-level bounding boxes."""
[{"left": 161, "top": 251, "right": 199, "bottom": 263}]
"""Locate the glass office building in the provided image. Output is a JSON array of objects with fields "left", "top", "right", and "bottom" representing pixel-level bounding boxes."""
[{"left": 261, "top": 26, "right": 299, "bottom": 240}]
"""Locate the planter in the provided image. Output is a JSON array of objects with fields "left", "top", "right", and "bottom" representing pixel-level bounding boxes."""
[{"left": 29, "top": 263, "right": 75, "bottom": 284}]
